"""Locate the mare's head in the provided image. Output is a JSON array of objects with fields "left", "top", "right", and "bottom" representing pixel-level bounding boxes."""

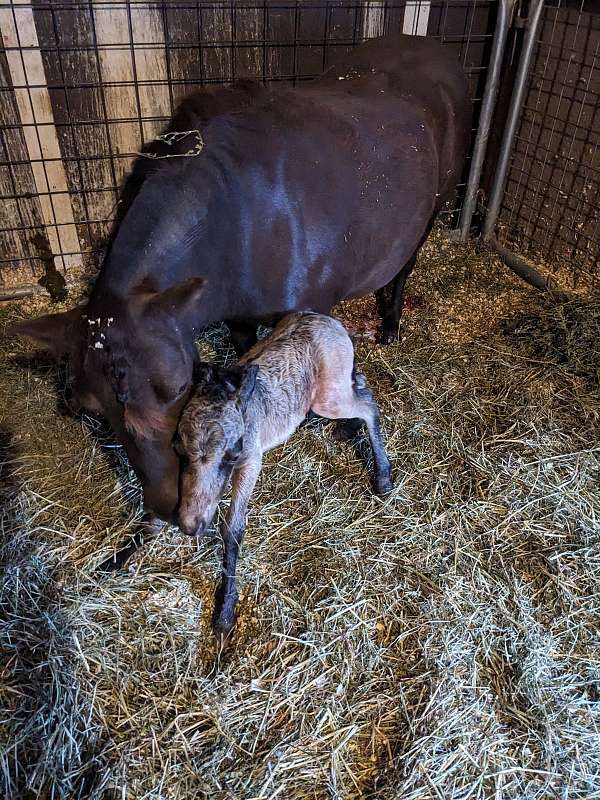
[{"left": 7, "top": 277, "right": 207, "bottom": 521}]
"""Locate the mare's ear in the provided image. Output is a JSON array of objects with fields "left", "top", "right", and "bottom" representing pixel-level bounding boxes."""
[
  {"left": 237, "top": 365, "right": 259, "bottom": 412},
  {"left": 143, "top": 277, "right": 207, "bottom": 323},
  {"left": 5, "top": 308, "right": 81, "bottom": 358}
]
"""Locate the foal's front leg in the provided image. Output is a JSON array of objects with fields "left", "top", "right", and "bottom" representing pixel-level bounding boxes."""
[{"left": 214, "top": 455, "right": 262, "bottom": 634}]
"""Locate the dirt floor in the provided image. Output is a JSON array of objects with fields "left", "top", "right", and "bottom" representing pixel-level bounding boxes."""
[{"left": 1, "top": 230, "right": 600, "bottom": 799}]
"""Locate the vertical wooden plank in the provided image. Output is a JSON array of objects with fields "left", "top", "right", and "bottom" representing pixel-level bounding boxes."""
[
  {"left": 361, "top": 2, "right": 386, "bottom": 40},
  {"left": 92, "top": 2, "right": 140, "bottom": 184},
  {"left": 296, "top": 4, "right": 327, "bottom": 77},
  {"left": 129, "top": 4, "right": 170, "bottom": 140},
  {"left": 265, "top": 3, "right": 294, "bottom": 82},
  {"left": 92, "top": 2, "right": 169, "bottom": 184},
  {"left": 403, "top": 2, "right": 431, "bottom": 36},
  {"left": 0, "top": 29, "right": 45, "bottom": 286},
  {"left": 233, "top": 2, "right": 264, "bottom": 80},
  {"left": 325, "top": 3, "right": 359, "bottom": 68},
  {"left": 0, "top": 0, "right": 81, "bottom": 273},
  {"left": 165, "top": 4, "right": 203, "bottom": 107},
  {"left": 201, "top": 4, "right": 234, "bottom": 84},
  {"left": 34, "top": 2, "right": 115, "bottom": 260}
]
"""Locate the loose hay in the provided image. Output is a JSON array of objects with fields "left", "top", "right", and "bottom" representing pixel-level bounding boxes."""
[{"left": 1, "top": 232, "right": 600, "bottom": 799}]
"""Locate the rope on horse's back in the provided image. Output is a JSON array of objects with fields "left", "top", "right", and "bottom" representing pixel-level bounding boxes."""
[{"left": 138, "top": 130, "right": 204, "bottom": 159}]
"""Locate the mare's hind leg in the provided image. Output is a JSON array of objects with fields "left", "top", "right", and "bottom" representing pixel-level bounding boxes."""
[
  {"left": 312, "top": 373, "right": 393, "bottom": 496},
  {"left": 227, "top": 320, "right": 258, "bottom": 357},
  {"left": 375, "top": 253, "right": 417, "bottom": 344}
]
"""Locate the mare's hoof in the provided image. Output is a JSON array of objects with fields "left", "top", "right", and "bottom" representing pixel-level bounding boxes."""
[{"left": 379, "top": 325, "right": 399, "bottom": 345}]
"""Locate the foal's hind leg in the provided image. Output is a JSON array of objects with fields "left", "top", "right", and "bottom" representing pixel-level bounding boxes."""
[
  {"left": 348, "top": 373, "right": 393, "bottom": 495},
  {"left": 312, "top": 374, "right": 393, "bottom": 496}
]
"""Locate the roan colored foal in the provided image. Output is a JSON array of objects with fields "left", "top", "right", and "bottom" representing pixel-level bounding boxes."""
[{"left": 176, "top": 313, "right": 393, "bottom": 633}]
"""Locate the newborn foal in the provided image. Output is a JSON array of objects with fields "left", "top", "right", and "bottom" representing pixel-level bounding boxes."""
[{"left": 176, "top": 312, "right": 393, "bottom": 633}]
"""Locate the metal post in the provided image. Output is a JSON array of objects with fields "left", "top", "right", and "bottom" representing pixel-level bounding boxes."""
[
  {"left": 458, "top": 0, "right": 516, "bottom": 241},
  {"left": 482, "top": 0, "right": 545, "bottom": 240}
]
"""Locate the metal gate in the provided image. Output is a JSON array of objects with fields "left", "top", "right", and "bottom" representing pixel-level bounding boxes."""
[
  {"left": 459, "top": 0, "right": 599, "bottom": 290},
  {"left": 496, "top": 0, "right": 599, "bottom": 288}
]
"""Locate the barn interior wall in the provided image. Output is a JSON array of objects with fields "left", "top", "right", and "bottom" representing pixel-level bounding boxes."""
[{"left": 0, "top": 1, "right": 495, "bottom": 293}]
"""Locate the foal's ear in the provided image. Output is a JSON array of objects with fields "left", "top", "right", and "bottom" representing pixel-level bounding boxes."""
[
  {"left": 216, "top": 365, "right": 243, "bottom": 396},
  {"left": 215, "top": 365, "right": 258, "bottom": 409},
  {"left": 143, "top": 277, "right": 207, "bottom": 323},
  {"left": 193, "top": 362, "right": 213, "bottom": 386},
  {"left": 5, "top": 308, "right": 81, "bottom": 358},
  {"left": 237, "top": 365, "right": 259, "bottom": 412}
]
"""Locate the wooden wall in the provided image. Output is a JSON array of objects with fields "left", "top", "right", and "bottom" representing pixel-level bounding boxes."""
[{"left": 0, "top": 1, "right": 494, "bottom": 294}]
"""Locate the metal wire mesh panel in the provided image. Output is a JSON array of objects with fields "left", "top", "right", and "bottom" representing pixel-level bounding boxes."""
[
  {"left": 496, "top": 0, "right": 599, "bottom": 286},
  {"left": 0, "top": 0, "right": 496, "bottom": 291}
]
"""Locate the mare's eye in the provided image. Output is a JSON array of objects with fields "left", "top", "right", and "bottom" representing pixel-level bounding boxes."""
[{"left": 153, "top": 380, "right": 189, "bottom": 404}]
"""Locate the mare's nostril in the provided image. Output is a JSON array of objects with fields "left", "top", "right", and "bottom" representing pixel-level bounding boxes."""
[{"left": 194, "top": 518, "right": 207, "bottom": 536}]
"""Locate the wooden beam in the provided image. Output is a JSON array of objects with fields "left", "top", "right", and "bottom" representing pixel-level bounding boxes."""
[
  {"left": 0, "top": 1, "right": 81, "bottom": 273},
  {"left": 92, "top": 3, "right": 170, "bottom": 184},
  {"left": 402, "top": 1, "right": 431, "bottom": 36}
]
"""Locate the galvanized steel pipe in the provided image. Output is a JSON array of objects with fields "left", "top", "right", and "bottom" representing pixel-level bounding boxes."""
[
  {"left": 459, "top": 0, "right": 517, "bottom": 241},
  {"left": 483, "top": 0, "right": 546, "bottom": 240}
]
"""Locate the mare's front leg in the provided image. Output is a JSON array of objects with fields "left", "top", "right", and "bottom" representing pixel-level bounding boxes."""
[
  {"left": 214, "top": 455, "right": 262, "bottom": 634},
  {"left": 96, "top": 512, "right": 164, "bottom": 573}
]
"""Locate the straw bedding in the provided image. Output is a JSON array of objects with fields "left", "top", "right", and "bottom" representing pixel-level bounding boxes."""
[{"left": 1, "top": 231, "right": 599, "bottom": 799}]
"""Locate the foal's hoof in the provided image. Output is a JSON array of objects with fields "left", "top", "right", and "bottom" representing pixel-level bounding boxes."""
[
  {"left": 97, "top": 553, "right": 127, "bottom": 573},
  {"left": 214, "top": 608, "right": 236, "bottom": 636},
  {"left": 96, "top": 539, "right": 141, "bottom": 572},
  {"left": 212, "top": 587, "right": 238, "bottom": 636},
  {"left": 375, "top": 472, "right": 394, "bottom": 497},
  {"left": 333, "top": 418, "right": 363, "bottom": 441}
]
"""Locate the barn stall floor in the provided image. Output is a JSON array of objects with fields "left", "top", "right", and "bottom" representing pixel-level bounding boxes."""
[{"left": 1, "top": 231, "right": 600, "bottom": 800}]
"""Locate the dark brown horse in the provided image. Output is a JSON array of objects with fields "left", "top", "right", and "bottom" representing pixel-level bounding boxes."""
[{"left": 8, "top": 34, "right": 470, "bottom": 522}]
